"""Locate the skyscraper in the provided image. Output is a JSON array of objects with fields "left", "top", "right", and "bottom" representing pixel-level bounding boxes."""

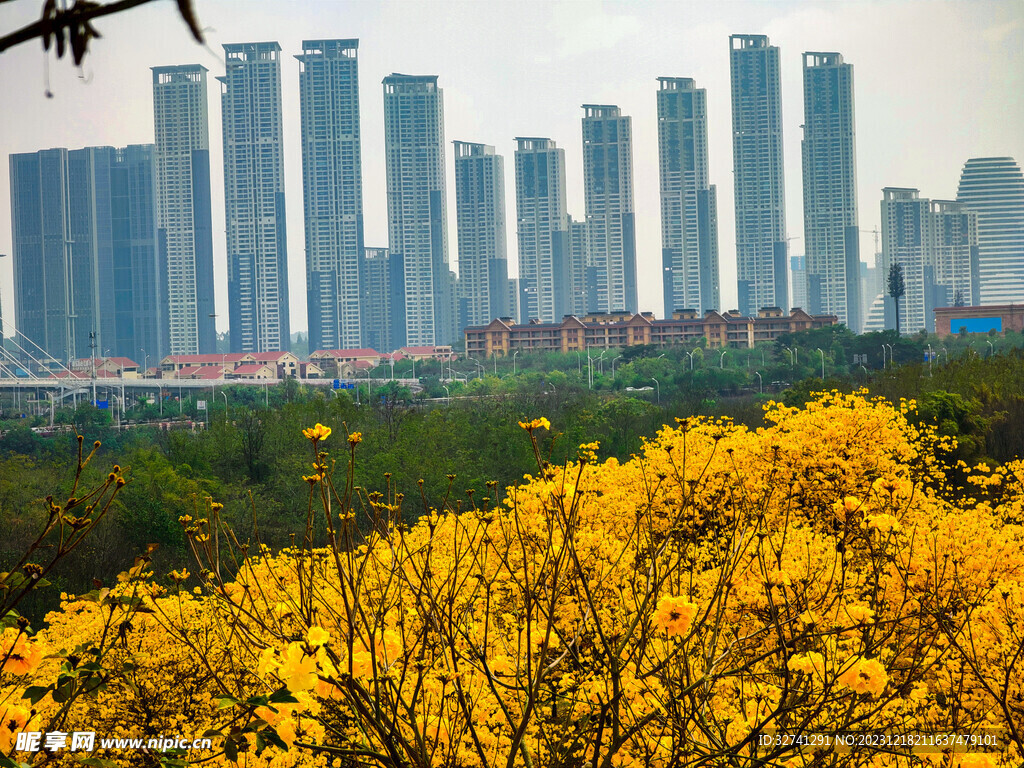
[
  {"left": 656, "top": 77, "right": 720, "bottom": 317},
  {"left": 881, "top": 188, "right": 978, "bottom": 334},
  {"left": 359, "top": 247, "right": 403, "bottom": 353},
  {"left": 955, "top": 157, "right": 1024, "bottom": 304},
  {"left": 219, "top": 42, "right": 290, "bottom": 353},
  {"left": 801, "top": 52, "right": 861, "bottom": 332},
  {"left": 297, "top": 40, "right": 364, "bottom": 352},
  {"left": 11, "top": 148, "right": 88, "bottom": 362},
  {"left": 454, "top": 142, "right": 509, "bottom": 330},
  {"left": 152, "top": 64, "right": 216, "bottom": 355},
  {"left": 729, "top": 34, "right": 788, "bottom": 315},
  {"left": 514, "top": 137, "right": 570, "bottom": 323},
  {"left": 582, "top": 105, "right": 638, "bottom": 314},
  {"left": 568, "top": 215, "right": 590, "bottom": 316},
  {"left": 10, "top": 146, "right": 163, "bottom": 363},
  {"left": 382, "top": 73, "right": 454, "bottom": 346}
]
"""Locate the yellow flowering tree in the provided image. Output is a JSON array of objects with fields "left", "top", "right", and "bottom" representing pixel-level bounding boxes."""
[{"left": 3, "top": 393, "right": 1022, "bottom": 767}]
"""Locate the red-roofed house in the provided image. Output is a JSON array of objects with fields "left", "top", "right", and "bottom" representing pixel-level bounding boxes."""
[
  {"left": 397, "top": 345, "right": 455, "bottom": 361},
  {"left": 251, "top": 351, "right": 300, "bottom": 378},
  {"left": 161, "top": 353, "right": 255, "bottom": 376},
  {"left": 309, "top": 348, "right": 381, "bottom": 377},
  {"left": 299, "top": 361, "right": 324, "bottom": 379},
  {"left": 226, "top": 364, "right": 276, "bottom": 380},
  {"left": 71, "top": 357, "right": 141, "bottom": 377}
]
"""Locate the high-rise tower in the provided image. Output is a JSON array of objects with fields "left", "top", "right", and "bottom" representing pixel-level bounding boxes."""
[
  {"left": 581, "top": 105, "right": 637, "bottom": 314},
  {"left": 297, "top": 40, "right": 364, "bottom": 351},
  {"left": 955, "top": 157, "right": 1024, "bottom": 304},
  {"left": 382, "top": 73, "right": 454, "bottom": 346},
  {"left": 801, "top": 52, "right": 861, "bottom": 332},
  {"left": 10, "top": 146, "right": 162, "bottom": 363},
  {"left": 454, "top": 142, "right": 509, "bottom": 330},
  {"left": 656, "top": 77, "right": 719, "bottom": 317},
  {"left": 152, "top": 64, "right": 216, "bottom": 355},
  {"left": 219, "top": 42, "right": 290, "bottom": 353},
  {"left": 514, "top": 137, "right": 570, "bottom": 322},
  {"left": 729, "top": 34, "right": 788, "bottom": 315},
  {"left": 881, "top": 187, "right": 978, "bottom": 334}
]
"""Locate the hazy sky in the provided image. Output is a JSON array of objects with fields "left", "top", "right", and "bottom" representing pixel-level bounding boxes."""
[{"left": 1, "top": 0, "right": 1022, "bottom": 338}]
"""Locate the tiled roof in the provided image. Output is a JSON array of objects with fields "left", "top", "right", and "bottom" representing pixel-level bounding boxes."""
[{"left": 310, "top": 348, "right": 380, "bottom": 358}]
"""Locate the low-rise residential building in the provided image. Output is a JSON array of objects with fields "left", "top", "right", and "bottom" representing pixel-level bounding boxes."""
[
  {"left": 397, "top": 345, "right": 455, "bottom": 362},
  {"left": 161, "top": 353, "right": 255, "bottom": 376},
  {"left": 934, "top": 304, "right": 1024, "bottom": 337},
  {"left": 252, "top": 351, "right": 301, "bottom": 378},
  {"left": 227, "top": 364, "right": 277, "bottom": 380},
  {"left": 71, "top": 357, "right": 141, "bottom": 377},
  {"left": 309, "top": 348, "right": 382, "bottom": 378},
  {"left": 465, "top": 308, "right": 836, "bottom": 356}
]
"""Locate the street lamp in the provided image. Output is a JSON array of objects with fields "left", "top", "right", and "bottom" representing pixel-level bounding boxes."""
[
  {"left": 754, "top": 371, "right": 762, "bottom": 394},
  {"left": 612, "top": 355, "right": 623, "bottom": 379},
  {"left": 443, "top": 385, "right": 450, "bottom": 405},
  {"left": 786, "top": 346, "right": 797, "bottom": 367},
  {"left": 986, "top": 340, "right": 994, "bottom": 357},
  {"left": 817, "top": 348, "right": 825, "bottom": 379},
  {"left": 719, "top": 349, "right": 727, "bottom": 368},
  {"left": 685, "top": 350, "right": 695, "bottom": 370},
  {"left": 513, "top": 349, "right": 519, "bottom": 376},
  {"left": 651, "top": 377, "right": 660, "bottom": 405},
  {"left": 221, "top": 391, "right": 228, "bottom": 420},
  {"left": 884, "top": 343, "right": 894, "bottom": 368},
  {"left": 927, "top": 343, "right": 933, "bottom": 377}
]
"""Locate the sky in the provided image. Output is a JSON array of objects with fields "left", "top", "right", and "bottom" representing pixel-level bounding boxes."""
[{"left": 1, "top": 0, "right": 1022, "bottom": 338}]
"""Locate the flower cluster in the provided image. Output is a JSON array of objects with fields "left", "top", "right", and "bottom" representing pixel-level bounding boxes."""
[{"left": 3, "top": 392, "right": 1022, "bottom": 767}]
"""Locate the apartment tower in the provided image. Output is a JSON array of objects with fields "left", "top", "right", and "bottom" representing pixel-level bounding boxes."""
[
  {"left": 152, "top": 64, "right": 216, "bottom": 355},
  {"left": 801, "top": 52, "right": 861, "bottom": 332},
  {"left": 219, "top": 42, "right": 290, "bottom": 352},
  {"left": 514, "top": 137, "right": 570, "bottom": 323},
  {"left": 581, "top": 104, "right": 637, "bottom": 314},
  {"left": 382, "top": 73, "right": 454, "bottom": 346},
  {"left": 297, "top": 40, "right": 365, "bottom": 351},
  {"left": 454, "top": 142, "right": 509, "bottom": 331},
  {"left": 729, "top": 34, "right": 788, "bottom": 315},
  {"left": 656, "top": 77, "right": 720, "bottom": 317}
]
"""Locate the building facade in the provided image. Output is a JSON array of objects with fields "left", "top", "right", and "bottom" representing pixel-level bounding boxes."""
[
  {"left": 514, "top": 137, "right": 570, "bottom": 323},
  {"left": 466, "top": 308, "right": 835, "bottom": 357},
  {"left": 454, "top": 141, "right": 509, "bottom": 330},
  {"left": 955, "top": 157, "right": 1024, "bottom": 305},
  {"left": 934, "top": 304, "right": 1024, "bottom": 337},
  {"left": 382, "top": 73, "right": 455, "bottom": 347},
  {"left": 581, "top": 105, "right": 638, "bottom": 314},
  {"left": 568, "top": 216, "right": 590, "bottom": 316},
  {"left": 360, "top": 247, "right": 403, "bottom": 354},
  {"left": 297, "top": 40, "right": 365, "bottom": 352},
  {"left": 219, "top": 42, "right": 290, "bottom": 353},
  {"left": 10, "top": 146, "right": 163, "bottom": 364},
  {"left": 656, "top": 77, "right": 720, "bottom": 317},
  {"left": 729, "top": 34, "right": 788, "bottom": 316},
  {"left": 152, "top": 64, "right": 216, "bottom": 355},
  {"left": 880, "top": 188, "right": 979, "bottom": 334},
  {"left": 801, "top": 52, "right": 861, "bottom": 332}
]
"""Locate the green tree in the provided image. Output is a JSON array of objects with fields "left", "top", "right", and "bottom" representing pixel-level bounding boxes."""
[{"left": 888, "top": 261, "right": 906, "bottom": 336}]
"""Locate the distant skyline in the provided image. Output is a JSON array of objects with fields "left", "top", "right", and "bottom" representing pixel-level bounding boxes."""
[{"left": 1, "top": 0, "right": 1022, "bottom": 339}]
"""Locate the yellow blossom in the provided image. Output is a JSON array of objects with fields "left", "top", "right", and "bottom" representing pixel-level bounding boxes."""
[
  {"left": 302, "top": 423, "right": 332, "bottom": 442},
  {"left": 307, "top": 626, "right": 330, "bottom": 647},
  {"left": 837, "top": 657, "right": 888, "bottom": 697},
  {"left": 652, "top": 595, "right": 697, "bottom": 637}
]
